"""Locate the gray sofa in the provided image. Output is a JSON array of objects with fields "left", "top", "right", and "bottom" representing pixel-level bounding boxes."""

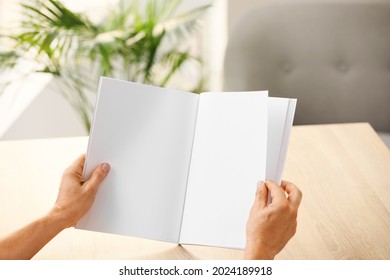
[{"left": 224, "top": 0, "right": 390, "bottom": 147}]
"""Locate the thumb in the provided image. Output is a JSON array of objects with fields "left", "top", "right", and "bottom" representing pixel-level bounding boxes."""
[{"left": 84, "top": 163, "right": 110, "bottom": 192}]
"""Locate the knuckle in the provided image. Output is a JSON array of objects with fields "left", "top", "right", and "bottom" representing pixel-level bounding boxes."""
[
  {"left": 86, "top": 186, "right": 98, "bottom": 196},
  {"left": 279, "top": 200, "right": 290, "bottom": 211},
  {"left": 292, "top": 225, "right": 297, "bottom": 235},
  {"left": 293, "top": 220, "right": 298, "bottom": 232},
  {"left": 83, "top": 183, "right": 98, "bottom": 196},
  {"left": 289, "top": 207, "right": 298, "bottom": 221},
  {"left": 297, "top": 189, "right": 303, "bottom": 199},
  {"left": 255, "top": 187, "right": 262, "bottom": 197},
  {"left": 261, "top": 210, "right": 272, "bottom": 221},
  {"left": 63, "top": 167, "right": 73, "bottom": 176},
  {"left": 92, "top": 170, "right": 105, "bottom": 181}
]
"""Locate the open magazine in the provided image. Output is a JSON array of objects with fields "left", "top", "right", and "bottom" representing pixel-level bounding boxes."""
[{"left": 77, "top": 77, "right": 296, "bottom": 249}]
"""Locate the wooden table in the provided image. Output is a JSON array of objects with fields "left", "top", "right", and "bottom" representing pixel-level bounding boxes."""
[{"left": 0, "top": 123, "right": 389, "bottom": 259}]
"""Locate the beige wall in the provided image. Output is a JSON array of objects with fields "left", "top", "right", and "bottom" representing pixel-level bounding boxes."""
[
  {"left": 0, "top": 1, "right": 21, "bottom": 26},
  {"left": 228, "top": 0, "right": 263, "bottom": 30},
  {"left": 0, "top": 0, "right": 23, "bottom": 50}
]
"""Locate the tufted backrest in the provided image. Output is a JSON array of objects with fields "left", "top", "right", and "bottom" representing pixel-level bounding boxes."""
[{"left": 224, "top": 0, "right": 390, "bottom": 132}]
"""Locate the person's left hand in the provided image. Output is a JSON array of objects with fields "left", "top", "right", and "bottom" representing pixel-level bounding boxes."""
[{"left": 49, "top": 154, "right": 110, "bottom": 228}]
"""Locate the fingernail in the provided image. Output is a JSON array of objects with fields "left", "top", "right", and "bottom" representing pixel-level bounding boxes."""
[
  {"left": 257, "top": 180, "right": 264, "bottom": 188},
  {"left": 102, "top": 163, "right": 110, "bottom": 173}
]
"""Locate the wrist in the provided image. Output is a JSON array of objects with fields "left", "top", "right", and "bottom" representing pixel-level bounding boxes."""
[
  {"left": 46, "top": 205, "right": 72, "bottom": 231},
  {"left": 244, "top": 241, "right": 275, "bottom": 260}
]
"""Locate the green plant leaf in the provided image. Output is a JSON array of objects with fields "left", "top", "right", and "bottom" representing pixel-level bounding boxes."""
[{"left": 0, "top": 0, "right": 210, "bottom": 131}]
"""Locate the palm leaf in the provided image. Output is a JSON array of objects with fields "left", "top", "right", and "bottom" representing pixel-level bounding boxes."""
[
  {"left": 157, "top": 4, "right": 210, "bottom": 43},
  {"left": 0, "top": 51, "right": 20, "bottom": 69},
  {"left": 159, "top": 51, "right": 191, "bottom": 87},
  {"left": 0, "top": 0, "right": 210, "bottom": 130}
]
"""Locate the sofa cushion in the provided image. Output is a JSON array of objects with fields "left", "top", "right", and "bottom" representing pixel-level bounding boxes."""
[{"left": 224, "top": 0, "right": 390, "bottom": 132}]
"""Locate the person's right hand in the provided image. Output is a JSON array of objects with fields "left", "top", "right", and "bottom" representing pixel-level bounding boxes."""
[{"left": 244, "top": 180, "right": 302, "bottom": 259}]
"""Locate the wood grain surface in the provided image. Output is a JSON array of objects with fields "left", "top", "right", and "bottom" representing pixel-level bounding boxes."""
[{"left": 0, "top": 123, "right": 389, "bottom": 259}]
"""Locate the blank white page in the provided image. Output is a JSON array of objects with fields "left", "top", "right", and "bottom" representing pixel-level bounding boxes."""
[
  {"left": 77, "top": 77, "right": 199, "bottom": 243},
  {"left": 266, "top": 98, "right": 297, "bottom": 184},
  {"left": 179, "top": 91, "right": 268, "bottom": 249}
]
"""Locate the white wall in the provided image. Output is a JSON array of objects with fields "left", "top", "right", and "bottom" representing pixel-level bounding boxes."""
[{"left": 1, "top": 80, "right": 86, "bottom": 140}]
